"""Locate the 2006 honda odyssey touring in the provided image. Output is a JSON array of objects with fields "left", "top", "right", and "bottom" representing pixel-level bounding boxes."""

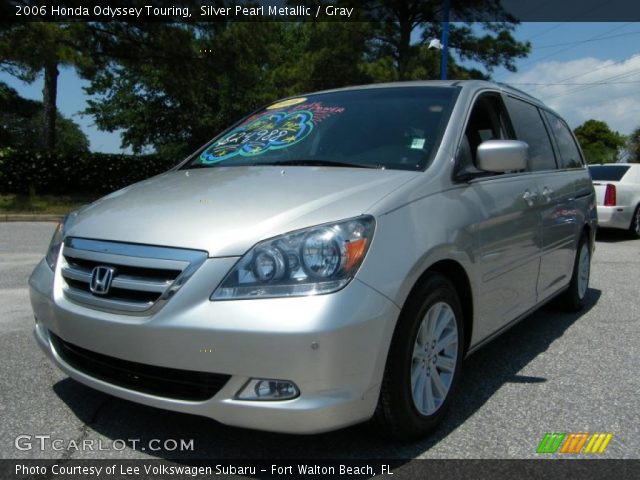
[{"left": 29, "top": 81, "right": 596, "bottom": 440}]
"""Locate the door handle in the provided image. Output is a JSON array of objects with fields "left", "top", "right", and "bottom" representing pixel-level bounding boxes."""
[
  {"left": 542, "top": 186, "right": 553, "bottom": 203},
  {"left": 522, "top": 190, "right": 538, "bottom": 207}
]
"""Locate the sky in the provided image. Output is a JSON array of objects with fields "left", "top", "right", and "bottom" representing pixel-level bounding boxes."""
[
  {"left": 491, "top": 22, "right": 640, "bottom": 138},
  {"left": 1, "top": 22, "right": 639, "bottom": 154}
]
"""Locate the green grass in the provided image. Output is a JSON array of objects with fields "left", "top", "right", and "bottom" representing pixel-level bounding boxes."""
[{"left": 0, "top": 194, "right": 96, "bottom": 215}]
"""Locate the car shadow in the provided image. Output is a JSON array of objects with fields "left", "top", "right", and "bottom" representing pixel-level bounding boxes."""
[
  {"left": 595, "top": 229, "right": 634, "bottom": 243},
  {"left": 53, "top": 288, "right": 601, "bottom": 461}
]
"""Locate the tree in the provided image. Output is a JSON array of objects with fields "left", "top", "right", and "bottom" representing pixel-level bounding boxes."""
[
  {"left": 0, "top": 23, "right": 88, "bottom": 152},
  {"left": 81, "top": 21, "right": 376, "bottom": 157},
  {"left": 293, "top": 22, "right": 375, "bottom": 92},
  {"left": 573, "top": 119, "right": 626, "bottom": 164},
  {"left": 627, "top": 127, "right": 640, "bottom": 163},
  {"left": 80, "top": 8, "right": 530, "bottom": 157},
  {"left": 0, "top": 82, "right": 89, "bottom": 155},
  {"left": 81, "top": 22, "right": 291, "bottom": 156},
  {"left": 359, "top": 0, "right": 530, "bottom": 80}
]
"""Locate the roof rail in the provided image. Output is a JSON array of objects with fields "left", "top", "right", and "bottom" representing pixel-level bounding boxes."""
[{"left": 495, "top": 82, "right": 542, "bottom": 104}]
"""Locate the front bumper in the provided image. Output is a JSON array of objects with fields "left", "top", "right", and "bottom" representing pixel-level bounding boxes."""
[
  {"left": 597, "top": 205, "right": 631, "bottom": 230},
  {"left": 29, "top": 258, "right": 399, "bottom": 434}
]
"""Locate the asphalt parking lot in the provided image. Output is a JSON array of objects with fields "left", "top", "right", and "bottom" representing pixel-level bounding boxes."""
[{"left": 1, "top": 222, "right": 638, "bottom": 460}]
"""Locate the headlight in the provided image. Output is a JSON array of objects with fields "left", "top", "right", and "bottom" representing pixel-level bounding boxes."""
[
  {"left": 45, "top": 214, "right": 74, "bottom": 270},
  {"left": 211, "top": 215, "right": 375, "bottom": 300}
]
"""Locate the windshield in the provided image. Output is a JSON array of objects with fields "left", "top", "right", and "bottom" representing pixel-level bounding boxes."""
[
  {"left": 183, "top": 86, "right": 459, "bottom": 171},
  {"left": 589, "top": 165, "right": 630, "bottom": 181}
]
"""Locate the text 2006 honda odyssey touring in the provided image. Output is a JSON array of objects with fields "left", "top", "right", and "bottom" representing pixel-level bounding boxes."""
[{"left": 30, "top": 81, "right": 596, "bottom": 440}]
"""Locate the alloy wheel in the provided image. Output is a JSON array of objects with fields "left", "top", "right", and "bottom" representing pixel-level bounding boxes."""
[
  {"left": 577, "top": 242, "right": 590, "bottom": 300},
  {"left": 410, "top": 302, "right": 458, "bottom": 416}
]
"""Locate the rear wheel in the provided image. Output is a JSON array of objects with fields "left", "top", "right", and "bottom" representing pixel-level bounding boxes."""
[
  {"left": 629, "top": 205, "right": 640, "bottom": 238},
  {"left": 373, "top": 274, "right": 464, "bottom": 441},
  {"left": 558, "top": 234, "right": 591, "bottom": 312}
]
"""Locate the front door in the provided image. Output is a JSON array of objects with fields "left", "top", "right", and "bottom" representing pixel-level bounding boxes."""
[
  {"left": 470, "top": 174, "right": 542, "bottom": 340},
  {"left": 456, "top": 92, "right": 542, "bottom": 342}
]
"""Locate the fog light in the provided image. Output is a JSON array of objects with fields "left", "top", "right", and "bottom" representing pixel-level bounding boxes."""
[{"left": 236, "top": 378, "right": 299, "bottom": 401}]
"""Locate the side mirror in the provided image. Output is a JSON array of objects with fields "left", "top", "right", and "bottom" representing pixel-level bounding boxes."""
[{"left": 476, "top": 140, "right": 528, "bottom": 173}]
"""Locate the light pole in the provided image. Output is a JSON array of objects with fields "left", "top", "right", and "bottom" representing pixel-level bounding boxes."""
[{"left": 428, "top": 0, "right": 451, "bottom": 80}]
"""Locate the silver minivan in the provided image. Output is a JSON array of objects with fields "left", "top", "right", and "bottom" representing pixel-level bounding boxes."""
[{"left": 29, "top": 80, "right": 596, "bottom": 440}]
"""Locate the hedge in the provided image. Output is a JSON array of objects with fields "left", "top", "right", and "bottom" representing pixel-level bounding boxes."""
[{"left": 0, "top": 149, "right": 179, "bottom": 195}]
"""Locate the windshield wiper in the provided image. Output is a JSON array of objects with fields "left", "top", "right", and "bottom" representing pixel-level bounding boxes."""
[{"left": 263, "top": 159, "right": 384, "bottom": 169}]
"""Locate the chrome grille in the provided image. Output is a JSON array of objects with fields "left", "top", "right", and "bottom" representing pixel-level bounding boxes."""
[{"left": 60, "top": 238, "right": 207, "bottom": 315}]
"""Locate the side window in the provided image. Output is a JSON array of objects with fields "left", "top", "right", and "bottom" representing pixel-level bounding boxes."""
[
  {"left": 505, "top": 96, "right": 557, "bottom": 171},
  {"left": 543, "top": 111, "right": 584, "bottom": 169},
  {"left": 457, "top": 94, "right": 512, "bottom": 175}
]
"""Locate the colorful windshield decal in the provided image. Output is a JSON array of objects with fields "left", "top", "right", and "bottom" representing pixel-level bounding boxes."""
[
  {"left": 200, "top": 110, "right": 314, "bottom": 163},
  {"left": 290, "top": 102, "right": 345, "bottom": 122},
  {"left": 241, "top": 102, "right": 345, "bottom": 126},
  {"left": 266, "top": 97, "right": 307, "bottom": 110}
]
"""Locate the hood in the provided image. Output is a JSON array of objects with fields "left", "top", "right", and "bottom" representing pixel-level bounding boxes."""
[{"left": 67, "top": 166, "right": 416, "bottom": 256}]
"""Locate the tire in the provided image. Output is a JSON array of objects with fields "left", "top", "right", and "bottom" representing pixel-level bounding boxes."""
[
  {"left": 629, "top": 205, "right": 640, "bottom": 239},
  {"left": 373, "top": 273, "right": 464, "bottom": 441},
  {"left": 558, "top": 234, "right": 591, "bottom": 312}
]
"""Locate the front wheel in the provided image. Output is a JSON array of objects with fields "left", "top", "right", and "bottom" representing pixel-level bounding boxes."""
[
  {"left": 373, "top": 274, "right": 464, "bottom": 441},
  {"left": 558, "top": 234, "right": 591, "bottom": 312}
]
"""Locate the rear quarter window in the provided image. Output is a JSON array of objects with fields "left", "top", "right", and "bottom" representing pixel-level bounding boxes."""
[
  {"left": 543, "top": 111, "right": 584, "bottom": 169},
  {"left": 588, "top": 165, "right": 631, "bottom": 181}
]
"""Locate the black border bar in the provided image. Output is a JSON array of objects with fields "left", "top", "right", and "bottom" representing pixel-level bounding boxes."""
[
  {"left": 3, "top": 459, "right": 640, "bottom": 480},
  {"left": 2, "top": 0, "right": 640, "bottom": 23}
]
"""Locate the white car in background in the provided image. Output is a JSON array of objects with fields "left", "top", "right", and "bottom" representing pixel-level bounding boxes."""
[{"left": 589, "top": 164, "right": 640, "bottom": 238}]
